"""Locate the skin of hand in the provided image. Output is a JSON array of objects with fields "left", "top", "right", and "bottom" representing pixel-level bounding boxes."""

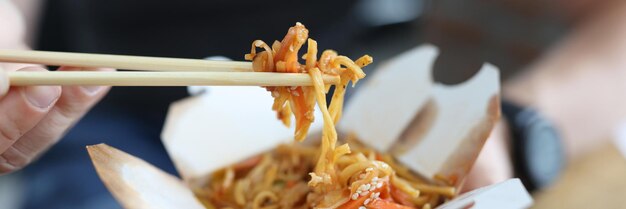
[{"left": 0, "top": 1, "right": 113, "bottom": 174}]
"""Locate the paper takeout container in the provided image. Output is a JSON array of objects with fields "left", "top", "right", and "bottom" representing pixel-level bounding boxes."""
[{"left": 87, "top": 45, "right": 533, "bottom": 209}]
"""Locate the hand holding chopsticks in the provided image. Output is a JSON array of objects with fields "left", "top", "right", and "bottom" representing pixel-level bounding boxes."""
[{"left": 0, "top": 50, "right": 340, "bottom": 86}]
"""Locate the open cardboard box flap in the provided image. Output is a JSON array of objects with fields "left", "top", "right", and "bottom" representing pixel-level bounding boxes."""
[
  {"left": 87, "top": 144, "right": 206, "bottom": 209},
  {"left": 87, "top": 45, "right": 532, "bottom": 209},
  {"left": 339, "top": 46, "right": 501, "bottom": 185}
]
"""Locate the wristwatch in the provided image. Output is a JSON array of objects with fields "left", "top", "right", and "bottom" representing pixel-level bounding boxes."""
[{"left": 501, "top": 100, "right": 565, "bottom": 192}]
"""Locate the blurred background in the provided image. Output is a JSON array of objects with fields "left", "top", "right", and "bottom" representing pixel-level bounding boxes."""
[{"left": 2, "top": 0, "right": 626, "bottom": 208}]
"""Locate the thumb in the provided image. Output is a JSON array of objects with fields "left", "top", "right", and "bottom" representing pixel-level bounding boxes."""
[{"left": 0, "top": 65, "right": 8, "bottom": 97}]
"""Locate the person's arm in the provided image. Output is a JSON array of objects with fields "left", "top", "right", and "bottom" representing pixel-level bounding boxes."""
[
  {"left": 464, "top": 0, "right": 626, "bottom": 191},
  {"left": 505, "top": 0, "right": 626, "bottom": 160},
  {"left": 0, "top": 0, "right": 113, "bottom": 174}
]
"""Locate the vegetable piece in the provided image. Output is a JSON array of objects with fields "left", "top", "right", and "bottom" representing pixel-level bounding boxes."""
[
  {"left": 336, "top": 194, "right": 368, "bottom": 209},
  {"left": 390, "top": 185, "right": 416, "bottom": 207},
  {"left": 367, "top": 199, "right": 415, "bottom": 209}
]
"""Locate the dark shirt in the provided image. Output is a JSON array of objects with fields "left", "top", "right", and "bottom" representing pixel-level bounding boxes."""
[{"left": 37, "top": 0, "right": 359, "bottom": 124}]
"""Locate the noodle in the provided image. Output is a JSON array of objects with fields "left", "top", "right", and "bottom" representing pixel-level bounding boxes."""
[
  {"left": 195, "top": 23, "right": 455, "bottom": 209},
  {"left": 252, "top": 190, "right": 279, "bottom": 209}
]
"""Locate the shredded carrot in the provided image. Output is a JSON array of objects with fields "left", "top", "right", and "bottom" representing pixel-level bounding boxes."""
[
  {"left": 337, "top": 194, "right": 369, "bottom": 209},
  {"left": 337, "top": 182, "right": 385, "bottom": 209},
  {"left": 336, "top": 180, "right": 408, "bottom": 209},
  {"left": 390, "top": 184, "right": 416, "bottom": 207},
  {"left": 379, "top": 181, "right": 393, "bottom": 201},
  {"left": 375, "top": 153, "right": 384, "bottom": 161},
  {"left": 367, "top": 199, "right": 416, "bottom": 209}
]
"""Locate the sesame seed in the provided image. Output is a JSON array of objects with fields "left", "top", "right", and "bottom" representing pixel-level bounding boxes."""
[
  {"left": 351, "top": 193, "right": 359, "bottom": 200},
  {"left": 364, "top": 199, "right": 371, "bottom": 205},
  {"left": 361, "top": 191, "right": 369, "bottom": 196},
  {"left": 376, "top": 182, "right": 383, "bottom": 188},
  {"left": 358, "top": 185, "right": 366, "bottom": 192},
  {"left": 359, "top": 207, "right": 366, "bottom": 209},
  {"left": 372, "top": 177, "right": 379, "bottom": 182},
  {"left": 366, "top": 168, "right": 374, "bottom": 172},
  {"left": 369, "top": 185, "right": 376, "bottom": 191}
]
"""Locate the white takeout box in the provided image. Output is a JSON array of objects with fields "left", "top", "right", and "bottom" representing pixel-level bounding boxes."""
[{"left": 87, "top": 45, "right": 533, "bottom": 209}]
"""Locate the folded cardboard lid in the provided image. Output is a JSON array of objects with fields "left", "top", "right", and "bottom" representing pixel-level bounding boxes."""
[
  {"left": 87, "top": 144, "right": 205, "bottom": 209},
  {"left": 397, "top": 64, "right": 499, "bottom": 183},
  {"left": 340, "top": 45, "right": 500, "bottom": 185},
  {"left": 339, "top": 45, "right": 436, "bottom": 151},
  {"left": 437, "top": 179, "right": 533, "bottom": 209}
]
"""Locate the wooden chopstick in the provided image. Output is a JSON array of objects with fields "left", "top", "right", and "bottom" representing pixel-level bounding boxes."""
[
  {"left": 0, "top": 50, "right": 252, "bottom": 72},
  {"left": 8, "top": 71, "right": 340, "bottom": 86},
  {"left": 0, "top": 50, "right": 338, "bottom": 87}
]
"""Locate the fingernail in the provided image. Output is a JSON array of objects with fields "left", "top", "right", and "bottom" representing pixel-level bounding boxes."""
[
  {"left": 80, "top": 86, "right": 104, "bottom": 95},
  {"left": 24, "top": 86, "right": 61, "bottom": 109},
  {"left": 75, "top": 68, "right": 110, "bottom": 95}
]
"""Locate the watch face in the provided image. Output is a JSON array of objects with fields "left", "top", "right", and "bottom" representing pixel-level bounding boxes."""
[{"left": 521, "top": 112, "right": 564, "bottom": 190}]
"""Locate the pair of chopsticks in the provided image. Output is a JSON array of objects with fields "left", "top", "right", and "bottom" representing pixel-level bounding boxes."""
[{"left": 0, "top": 50, "right": 340, "bottom": 86}]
